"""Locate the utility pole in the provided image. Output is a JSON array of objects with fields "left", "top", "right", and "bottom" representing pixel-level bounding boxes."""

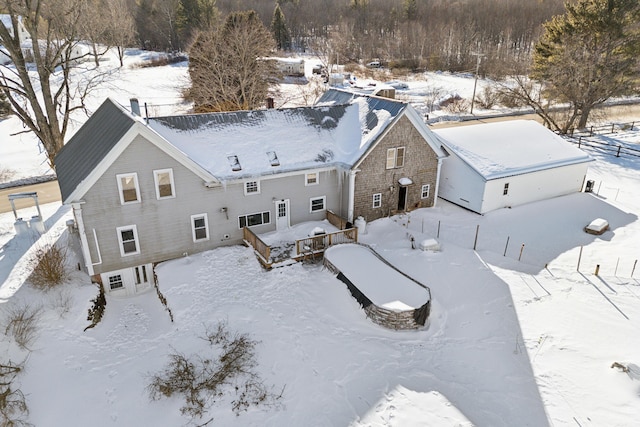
[{"left": 470, "top": 52, "right": 485, "bottom": 114}]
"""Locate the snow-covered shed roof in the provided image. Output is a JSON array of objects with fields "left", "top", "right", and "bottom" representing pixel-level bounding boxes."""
[
  {"left": 148, "top": 94, "right": 407, "bottom": 181},
  {"left": 433, "top": 120, "right": 592, "bottom": 180}
]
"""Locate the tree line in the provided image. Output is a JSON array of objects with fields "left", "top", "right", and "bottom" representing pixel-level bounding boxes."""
[{"left": 137, "top": 0, "right": 566, "bottom": 76}]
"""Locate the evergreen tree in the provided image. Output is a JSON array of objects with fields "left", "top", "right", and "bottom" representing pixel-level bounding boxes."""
[
  {"left": 271, "top": 4, "right": 290, "bottom": 51},
  {"left": 532, "top": 0, "right": 640, "bottom": 130},
  {"left": 403, "top": 0, "right": 417, "bottom": 20}
]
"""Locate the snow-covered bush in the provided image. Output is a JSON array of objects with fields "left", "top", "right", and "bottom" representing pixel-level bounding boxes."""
[{"left": 3, "top": 303, "right": 42, "bottom": 351}]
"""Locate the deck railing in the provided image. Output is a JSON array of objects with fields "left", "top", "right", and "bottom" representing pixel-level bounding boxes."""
[
  {"left": 295, "top": 228, "right": 358, "bottom": 257},
  {"left": 243, "top": 227, "right": 271, "bottom": 264}
]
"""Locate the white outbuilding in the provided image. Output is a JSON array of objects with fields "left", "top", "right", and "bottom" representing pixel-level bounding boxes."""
[{"left": 433, "top": 120, "right": 593, "bottom": 214}]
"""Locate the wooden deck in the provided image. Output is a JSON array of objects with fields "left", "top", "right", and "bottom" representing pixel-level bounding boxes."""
[{"left": 242, "top": 211, "right": 357, "bottom": 269}]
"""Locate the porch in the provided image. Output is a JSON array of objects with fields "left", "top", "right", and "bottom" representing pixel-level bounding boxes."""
[{"left": 242, "top": 210, "right": 358, "bottom": 268}]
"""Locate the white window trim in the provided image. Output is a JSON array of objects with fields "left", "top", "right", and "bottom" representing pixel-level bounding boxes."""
[
  {"left": 191, "top": 213, "right": 210, "bottom": 242},
  {"left": 310, "top": 196, "right": 326, "bottom": 213},
  {"left": 238, "top": 211, "right": 271, "bottom": 229},
  {"left": 305, "top": 172, "right": 319, "bottom": 186},
  {"left": 244, "top": 180, "right": 261, "bottom": 195},
  {"left": 116, "top": 225, "right": 140, "bottom": 257},
  {"left": 108, "top": 274, "right": 124, "bottom": 290},
  {"left": 153, "top": 168, "right": 175, "bottom": 200},
  {"left": 116, "top": 173, "right": 141, "bottom": 205},
  {"left": 421, "top": 184, "right": 430, "bottom": 199},
  {"left": 373, "top": 193, "right": 382, "bottom": 208}
]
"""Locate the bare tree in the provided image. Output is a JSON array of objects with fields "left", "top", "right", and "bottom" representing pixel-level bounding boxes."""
[
  {"left": 0, "top": 0, "right": 107, "bottom": 167},
  {"left": 188, "top": 10, "right": 277, "bottom": 112}
]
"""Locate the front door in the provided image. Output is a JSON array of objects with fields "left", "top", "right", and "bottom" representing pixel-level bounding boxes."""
[
  {"left": 275, "top": 199, "right": 290, "bottom": 230},
  {"left": 398, "top": 186, "right": 407, "bottom": 211}
]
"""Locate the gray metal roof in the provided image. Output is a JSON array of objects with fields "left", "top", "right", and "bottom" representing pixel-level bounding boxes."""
[
  {"left": 55, "top": 99, "right": 136, "bottom": 202},
  {"left": 317, "top": 88, "right": 406, "bottom": 133},
  {"left": 151, "top": 104, "right": 350, "bottom": 133}
]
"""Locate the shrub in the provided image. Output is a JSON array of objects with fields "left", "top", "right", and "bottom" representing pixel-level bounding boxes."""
[
  {"left": 0, "top": 361, "right": 29, "bottom": 426},
  {"left": 84, "top": 284, "right": 106, "bottom": 331},
  {"left": 136, "top": 53, "right": 188, "bottom": 68},
  {"left": 442, "top": 97, "right": 470, "bottom": 113},
  {"left": 4, "top": 304, "right": 42, "bottom": 351},
  {"left": 474, "top": 86, "right": 501, "bottom": 110},
  {"left": 29, "top": 243, "right": 68, "bottom": 290},
  {"left": 148, "top": 322, "right": 283, "bottom": 420},
  {"left": 0, "top": 166, "right": 16, "bottom": 183}
]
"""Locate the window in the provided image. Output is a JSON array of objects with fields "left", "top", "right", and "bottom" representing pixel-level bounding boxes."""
[
  {"left": 373, "top": 193, "right": 382, "bottom": 208},
  {"left": 116, "top": 173, "right": 140, "bottom": 204},
  {"left": 238, "top": 211, "right": 271, "bottom": 228},
  {"left": 305, "top": 172, "right": 318, "bottom": 186},
  {"left": 503, "top": 183, "right": 509, "bottom": 195},
  {"left": 244, "top": 180, "right": 260, "bottom": 195},
  {"left": 310, "top": 196, "right": 326, "bottom": 212},
  {"left": 191, "top": 214, "right": 209, "bottom": 242},
  {"left": 134, "top": 266, "right": 148, "bottom": 284},
  {"left": 385, "top": 147, "right": 405, "bottom": 169},
  {"left": 116, "top": 225, "right": 140, "bottom": 256},
  {"left": 154, "top": 169, "right": 175, "bottom": 199},
  {"left": 108, "top": 274, "right": 123, "bottom": 290},
  {"left": 421, "top": 184, "right": 430, "bottom": 199}
]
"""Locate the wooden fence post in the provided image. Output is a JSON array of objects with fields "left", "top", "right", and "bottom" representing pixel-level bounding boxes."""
[
  {"left": 518, "top": 244, "right": 525, "bottom": 261},
  {"left": 473, "top": 225, "right": 479, "bottom": 251},
  {"left": 616, "top": 145, "right": 622, "bottom": 157},
  {"left": 577, "top": 246, "right": 583, "bottom": 271},
  {"left": 503, "top": 236, "right": 510, "bottom": 257},
  {"left": 631, "top": 260, "right": 637, "bottom": 278},
  {"left": 437, "top": 220, "right": 441, "bottom": 239},
  {"left": 595, "top": 264, "right": 600, "bottom": 276}
]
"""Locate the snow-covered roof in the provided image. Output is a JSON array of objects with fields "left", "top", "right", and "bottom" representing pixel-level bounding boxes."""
[
  {"left": 433, "top": 120, "right": 593, "bottom": 180},
  {"left": 148, "top": 96, "right": 404, "bottom": 181}
]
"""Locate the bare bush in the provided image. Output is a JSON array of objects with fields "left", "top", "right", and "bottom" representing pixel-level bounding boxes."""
[
  {"left": 474, "top": 86, "right": 501, "bottom": 109},
  {"left": 422, "top": 85, "right": 445, "bottom": 113},
  {"left": 0, "top": 361, "right": 29, "bottom": 426},
  {"left": 0, "top": 166, "right": 16, "bottom": 183},
  {"left": 49, "top": 289, "right": 73, "bottom": 319},
  {"left": 442, "top": 97, "right": 470, "bottom": 113},
  {"left": 29, "top": 243, "right": 68, "bottom": 290},
  {"left": 4, "top": 304, "right": 42, "bottom": 351},
  {"left": 148, "top": 322, "right": 283, "bottom": 420}
]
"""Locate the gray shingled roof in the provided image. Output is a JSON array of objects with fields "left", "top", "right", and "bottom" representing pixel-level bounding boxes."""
[{"left": 55, "top": 99, "right": 136, "bottom": 202}]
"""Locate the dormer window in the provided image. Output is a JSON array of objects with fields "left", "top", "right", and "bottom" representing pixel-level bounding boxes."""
[
  {"left": 267, "top": 151, "right": 280, "bottom": 166},
  {"left": 228, "top": 155, "right": 241, "bottom": 171}
]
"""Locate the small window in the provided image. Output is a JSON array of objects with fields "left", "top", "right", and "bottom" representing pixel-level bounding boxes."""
[
  {"left": 305, "top": 172, "right": 318, "bottom": 186},
  {"left": 372, "top": 193, "right": 382, "bottom": 208},
  {"left": 503, "top": 183, "right": 509, "bottom": 195},
  {"left": 421, "top": 184, "right": 430, "bottom": 199},
  {"left": 116, "top": 173, "right": 140, "bottom": 204},
  {"left": 191, "top": 214, "right": 209, "bottom": 242},
  {"left": 244, "top": 180, "right": 260, "bottom": 195},
  {"left": 108, "top": 274, "right": 123, "bottom": 290},
  {"left": 154, "top": 169, "right": 175, "bottom": 199},
  {"left": 117, "top": 225, "right": 140, "bottom": 256},
  {"left": 310, "top": 196, "right": 326, "bottom": 212},
  {"left": 238, "top": 211, "right": 271, "bottom": 228},
  {"left": 385, "top": 147, "right": 405, "bottom": 169}
]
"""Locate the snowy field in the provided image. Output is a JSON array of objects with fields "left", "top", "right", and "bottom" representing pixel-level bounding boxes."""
[{"left": 1, "top": 49, "right": 640, "bottom": 426}]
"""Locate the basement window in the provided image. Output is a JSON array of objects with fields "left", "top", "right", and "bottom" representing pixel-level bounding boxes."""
[{"left": 503, "top": 183, "right": 509, "bottom": 195}]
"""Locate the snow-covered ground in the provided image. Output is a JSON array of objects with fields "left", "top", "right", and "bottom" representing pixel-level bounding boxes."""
[{"left": 1, "top": 49, "right": 640, "bottom": 426}]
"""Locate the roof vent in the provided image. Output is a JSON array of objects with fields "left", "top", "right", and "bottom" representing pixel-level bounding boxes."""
[
  {"left": 267, "top": 151, "right": 280, "bottom": 166},
  {"left": 228, "top": 155, "right": 242, "bottom": 171},
  {"left": 130, "top": 98, "right": 141, "bottom": 116}
]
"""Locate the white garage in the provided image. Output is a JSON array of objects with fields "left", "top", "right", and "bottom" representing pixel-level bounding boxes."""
[{"left": 433, "top": 120, "right": 593, "bottom": 214}]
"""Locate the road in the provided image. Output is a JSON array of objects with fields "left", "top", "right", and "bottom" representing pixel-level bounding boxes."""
[
  {"left": 1, "top": 103, "right": 639, "bottom": 214},
  {"left": 0, "top": 180, "right": 61, "bottom": 215}
]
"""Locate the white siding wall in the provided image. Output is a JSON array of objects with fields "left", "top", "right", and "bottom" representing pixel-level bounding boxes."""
[
  {"left": 481, "top": 163, "right": 588, "bottom": 214},
  {"left": 438, "top": 152, "right": 486, "bottom": 213}
]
